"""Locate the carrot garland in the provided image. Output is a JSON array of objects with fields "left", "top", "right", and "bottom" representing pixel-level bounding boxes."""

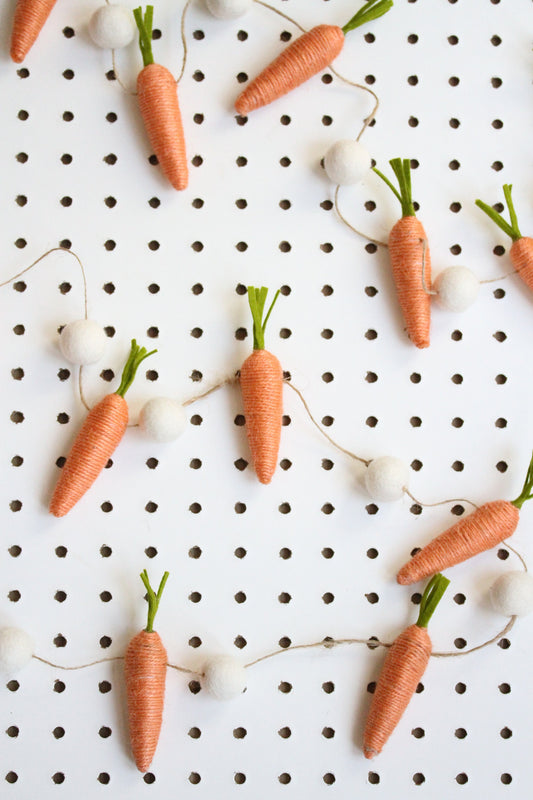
[
  {"left": 373, "top": 158, "right": 431, "bottom": 348},
  {"left": 125, "top": 570, "right": 169, "bottom": 773},
  {"left": 133, "top": 6, "right": 189, "bottom": 190},
  {"left": 49, "top": 339, "right": 156, "bottom": 517},
  {"left": 235, "top": 0, "right": 393, "bottom": 115},
  {"left": 240, "top": 286, "right": 282, "bottom": 484},
  {"left": 476, "top": 184, "right": 533, "bottom": 292},
  {"left": 397, "top": 451, "right": 533, "bottom": 585},
  {"left": 363, "top": 573, "right": 449, "bottom": 758},
  {"left": 10, "top": 0, "right": 57, "bottom": 63}
]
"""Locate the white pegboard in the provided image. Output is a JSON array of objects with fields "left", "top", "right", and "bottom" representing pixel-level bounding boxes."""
[{"left": 1, "top": 0, "right": 533, "bottom": 796}]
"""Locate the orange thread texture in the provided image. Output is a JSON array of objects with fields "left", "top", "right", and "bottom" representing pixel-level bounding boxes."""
[
  {"left": 363, "top": 624, "right": 431, "bottom": 758},
  {"left": 10, "top": 0, "right": 57, "bottom": 62},
  {"left": 240, "top": 349, "right": 283, "bottom": 484},
  {"left": 49, "top": 393, "right": 128, "bottom": 517},
  {"left": 510, "top": 237, "right": 533, "bottom": 291},
  {"left": 235, "top": 24, "right": 345, "bottom": 115},
  {"left": 137, "top": 63, "right": 188, "bottom": 191},
  {"left": 125, "top": 630, "right": 167, "bottom": 773},
  {"left": 388, "top": 216, "right": 431, "bottom": 349},
  {"left": 397, "top": 500, "right": 520, "bottom": 585}
]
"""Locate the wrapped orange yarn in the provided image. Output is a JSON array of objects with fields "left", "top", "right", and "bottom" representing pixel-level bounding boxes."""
[
  {"left": 397, "top": 451, "right": 533, "bottom": 585},
  {"left": 363, "top": 574, "right": 449, "bottom": 758},
  {"left": 125, "top": 570, "right": 169, "bottom": 772},
  {"left": 235, "top": 0, "right": 393, "bottom": 114},
  {"left": 133, "top": 6, "right": 188, "bottom": 190},
  {"left": 10, "top": 0, "right": 57, "bottom": 63},
  {"left": 240, "top": 287, "right": 282, "bottom": 484},
  {"left": 374, "top": 158, "right": 431, "bottom": 348},
  {"left": 49, "top": 339, "right": 156, "bottom": 517},
  {"left": 476, "top": 184, "right": 533, "bottom": 292}
]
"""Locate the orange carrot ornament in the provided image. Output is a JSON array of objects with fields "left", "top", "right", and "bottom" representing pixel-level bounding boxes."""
[
  {"left": 125, "top": 569, "right": 169, "bottom": 773},
  {"left": 10, "top": 0, "right": 57, "bottom": 63},
  {"left": 374, "top": 158, "right": 431, "bottom": 348},
  {"left": 235, "top": 0, "right": 393, "bottom": 115},
  {"left": 397, "top": 451, "right": 533, "bottom": 585},
  {"left": 363, "top": 573, "right": 449, "bottom": 758},
  {"left": 476, "top": 184, "right": 533, "bottom": 292},
  {"left": 133, "top": 6, "right": 188, "bottom": 190},
  {"left": 50, "top": 339, "right": 156, "bottom": 517},
  {"left": 240, "top": 286, "right": 282, "bottom": 484}
]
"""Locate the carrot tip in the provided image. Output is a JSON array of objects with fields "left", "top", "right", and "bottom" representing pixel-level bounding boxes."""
[
  {"left": 396, "top": 569, "right": 410, "bottom": 585},
  {"left": 363, "top": 746, "right": 378, "bottom": 759}
]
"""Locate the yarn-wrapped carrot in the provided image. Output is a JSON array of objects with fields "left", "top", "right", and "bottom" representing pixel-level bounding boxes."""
[
  {"left": 397, "top": 451, "right": 533, "bottom": 585},
  {"left": 363, "top": 573, "right": 449, "bottom": 758},
  {"left": 133, "top": 6, "right": 188, "bottom": 190},
  {"left": 10, "top": 0, "right": 57, "bottom": 63},
  {"left": 125, "top": 570, "right": 169, "bottom": 773},
  {"left": 240, "top": 286, "right": 282, "bottom": 484},
  {"left": 476, "top": 184, "right": 533, "bottom": 292},
  {"left": 49, "top": 339, "right": 156, "bottom": 517},
  {"left": 235, "top": 0, "right": 393, "bottom": 115},
  {"left": 374, "top": 158, "right": 431, "bottom": 348}
]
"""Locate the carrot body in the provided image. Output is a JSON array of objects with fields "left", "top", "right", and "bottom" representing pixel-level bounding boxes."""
[
  {"left": 125, "top": 629, "right": 167, "bottom": 773},
  {"left": 10, "top": 0, "right": 57, "bottom": 63},
  {"left": 49, "top": 393, "right": 128, "bottom": 517},
  {"left": 397, "top": 500, "right": 519, "bottom": 585},
  {"left": 510, "top": 237, "right": 533, "bottom": 291},
  {"left": 388, "top": 216, "right": 431, "bottom": 349},
  {"left": 235, "top": 25, "right": 345, "bottom": 115},
  {"left": 137, "top": 63, "right": 188, "bottom": 191},
  {"left": 363, "top": 623, "right": 431, "bottom": 758},
  {"left": 240, "top": 349, "right": 283, "bottom": 484}
]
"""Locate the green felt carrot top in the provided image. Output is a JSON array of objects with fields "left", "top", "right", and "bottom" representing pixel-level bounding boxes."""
[
  {"left": 140, "top": 569, "right": 169, "bottom": 633},
  {"left": 415, "top": 573, "right": 450, "bottom": 628},
  {"left": 476, "top": 184, "right": 522, "bottom": 242},
  {"left": 342, "top": 0, "right": 394, "bottom": 35},
  {"left": 133, "top": 5, "right": 155, "bottom": 67},
  {"left": 247, "top": 286, "right": 281, "bottom": 351},
  {"left": 116, "top": 340, "right": 157, "bottom": 398},
  {"left": 374, "top": 158, "right": 417, "bottom": 218}
]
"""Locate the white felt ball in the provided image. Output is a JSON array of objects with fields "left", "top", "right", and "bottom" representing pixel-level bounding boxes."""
[
  {"left": 490, "top": 571, "right": 533, "bottom": 616},
  {"left": 364, "top": 456, "right": 409, "bottom": 502},
  {"left": 59, "top": 320, "right": 107, "bottom": 365},
  {"left": 0, "top": 627, "right": 34, "bottom": 674},
  {"left": 139, "top": 397, "right": 187, "bottom": 443},
  {"left": 434, "top": 266, "right": 480, "bottom": 312},
  {"left": 202, "top": 655, "right": 247, "bottom": 700},
  {"left": 88, "top": 5, "right": 136, "bottom": 49},
  {"left": 323, "top": 140, "right": 372, "bottom": 185},
  {"left": 205, "top": 0, "right": 253, "bottom": 19}
]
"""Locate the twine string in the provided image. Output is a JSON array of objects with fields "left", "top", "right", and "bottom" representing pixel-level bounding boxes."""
[
  {"left": 176, "top": 0, "right": 193, "bottom": 84},
  {"left": 420, "top": 237, "right": 437, "bottom": 296},
  {"left": 328, "top": 66, "right": 379, "bottom": 141},
  {"left": 0, "top": 247, "right": 89, "bottom": 319},
  {"left": 334, "top": 185, "right": 389, "bottom": 247},
  {"left": 253, "top": 0, "right": 306, "bottom": 33},
  {"left": 31, "top": 615, "right": 518, "bottom": 674},
  {"left": 404, "top": 488, "right": 479, "bottom": 511},
  {"left": 284, "top": 379, "right": 370, "bottom": 466}
]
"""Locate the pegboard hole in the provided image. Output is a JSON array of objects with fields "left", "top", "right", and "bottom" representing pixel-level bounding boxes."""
[
  {"left": 455, "top": 728, "right": 467, "bottom": 739},
  {"left": 413, "top": 774, "right": 425, "bottom": 785},
  {"left": 456, "top": 774, "right": 468, "bottom": 785}
]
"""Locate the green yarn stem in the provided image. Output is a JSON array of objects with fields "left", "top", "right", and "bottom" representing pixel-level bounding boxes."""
[
  {"left": 140, "top": 570, "right": 169, "bottom": 633},
  {"left": 373, "top": 158, "right": 416, "bottom": 218},
  {"left": 133, "top": 5, "right": 155, "bottom": 67},
  {"left": 511, "top": 450, "right": 533, "bottom": 509},
  {"left": 247, "top": 286, "right": 281, "bottom": 351},
  {"left": 342, "top": 0, "right": 394, "bottom": 35},
  {"left": 115, "top": 339, "right": 157, "bottom": 398},
  {"left": 475, "top": 184, "right": 522, "bottom": 243},
  {"left": 416, "top": 573, "right": 450, "bottom": 629}
]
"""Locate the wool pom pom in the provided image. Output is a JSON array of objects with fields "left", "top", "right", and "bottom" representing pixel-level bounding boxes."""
[
  {"left": 139, "top": 398, "right": 187, "bottom": 443},
  {"left": 323, "top": 140, "right": 371, "bottom": 185},
  {"left": 490, "top": 571, "right": 533, "bottom": 616},
  {"left": 364, "top": 456, "right": 409, "bottom": 502},
  {"left": 433, "top": 266, "right": 479, "bottom": 312},
  {"left": 89, "top": 5, "right": 136, "bottom": 49},
  {"left": 59, "top": 320, "right": 107, "bottom": 365},
  {"left": 205, "top": 0, "right": 253, "bottom": 19},
  {"left": 0, "top": 627, "right": 34, "bottom": 674},
  {"left": 202, "top": 655, "right": 247, "bottom": 700}
]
